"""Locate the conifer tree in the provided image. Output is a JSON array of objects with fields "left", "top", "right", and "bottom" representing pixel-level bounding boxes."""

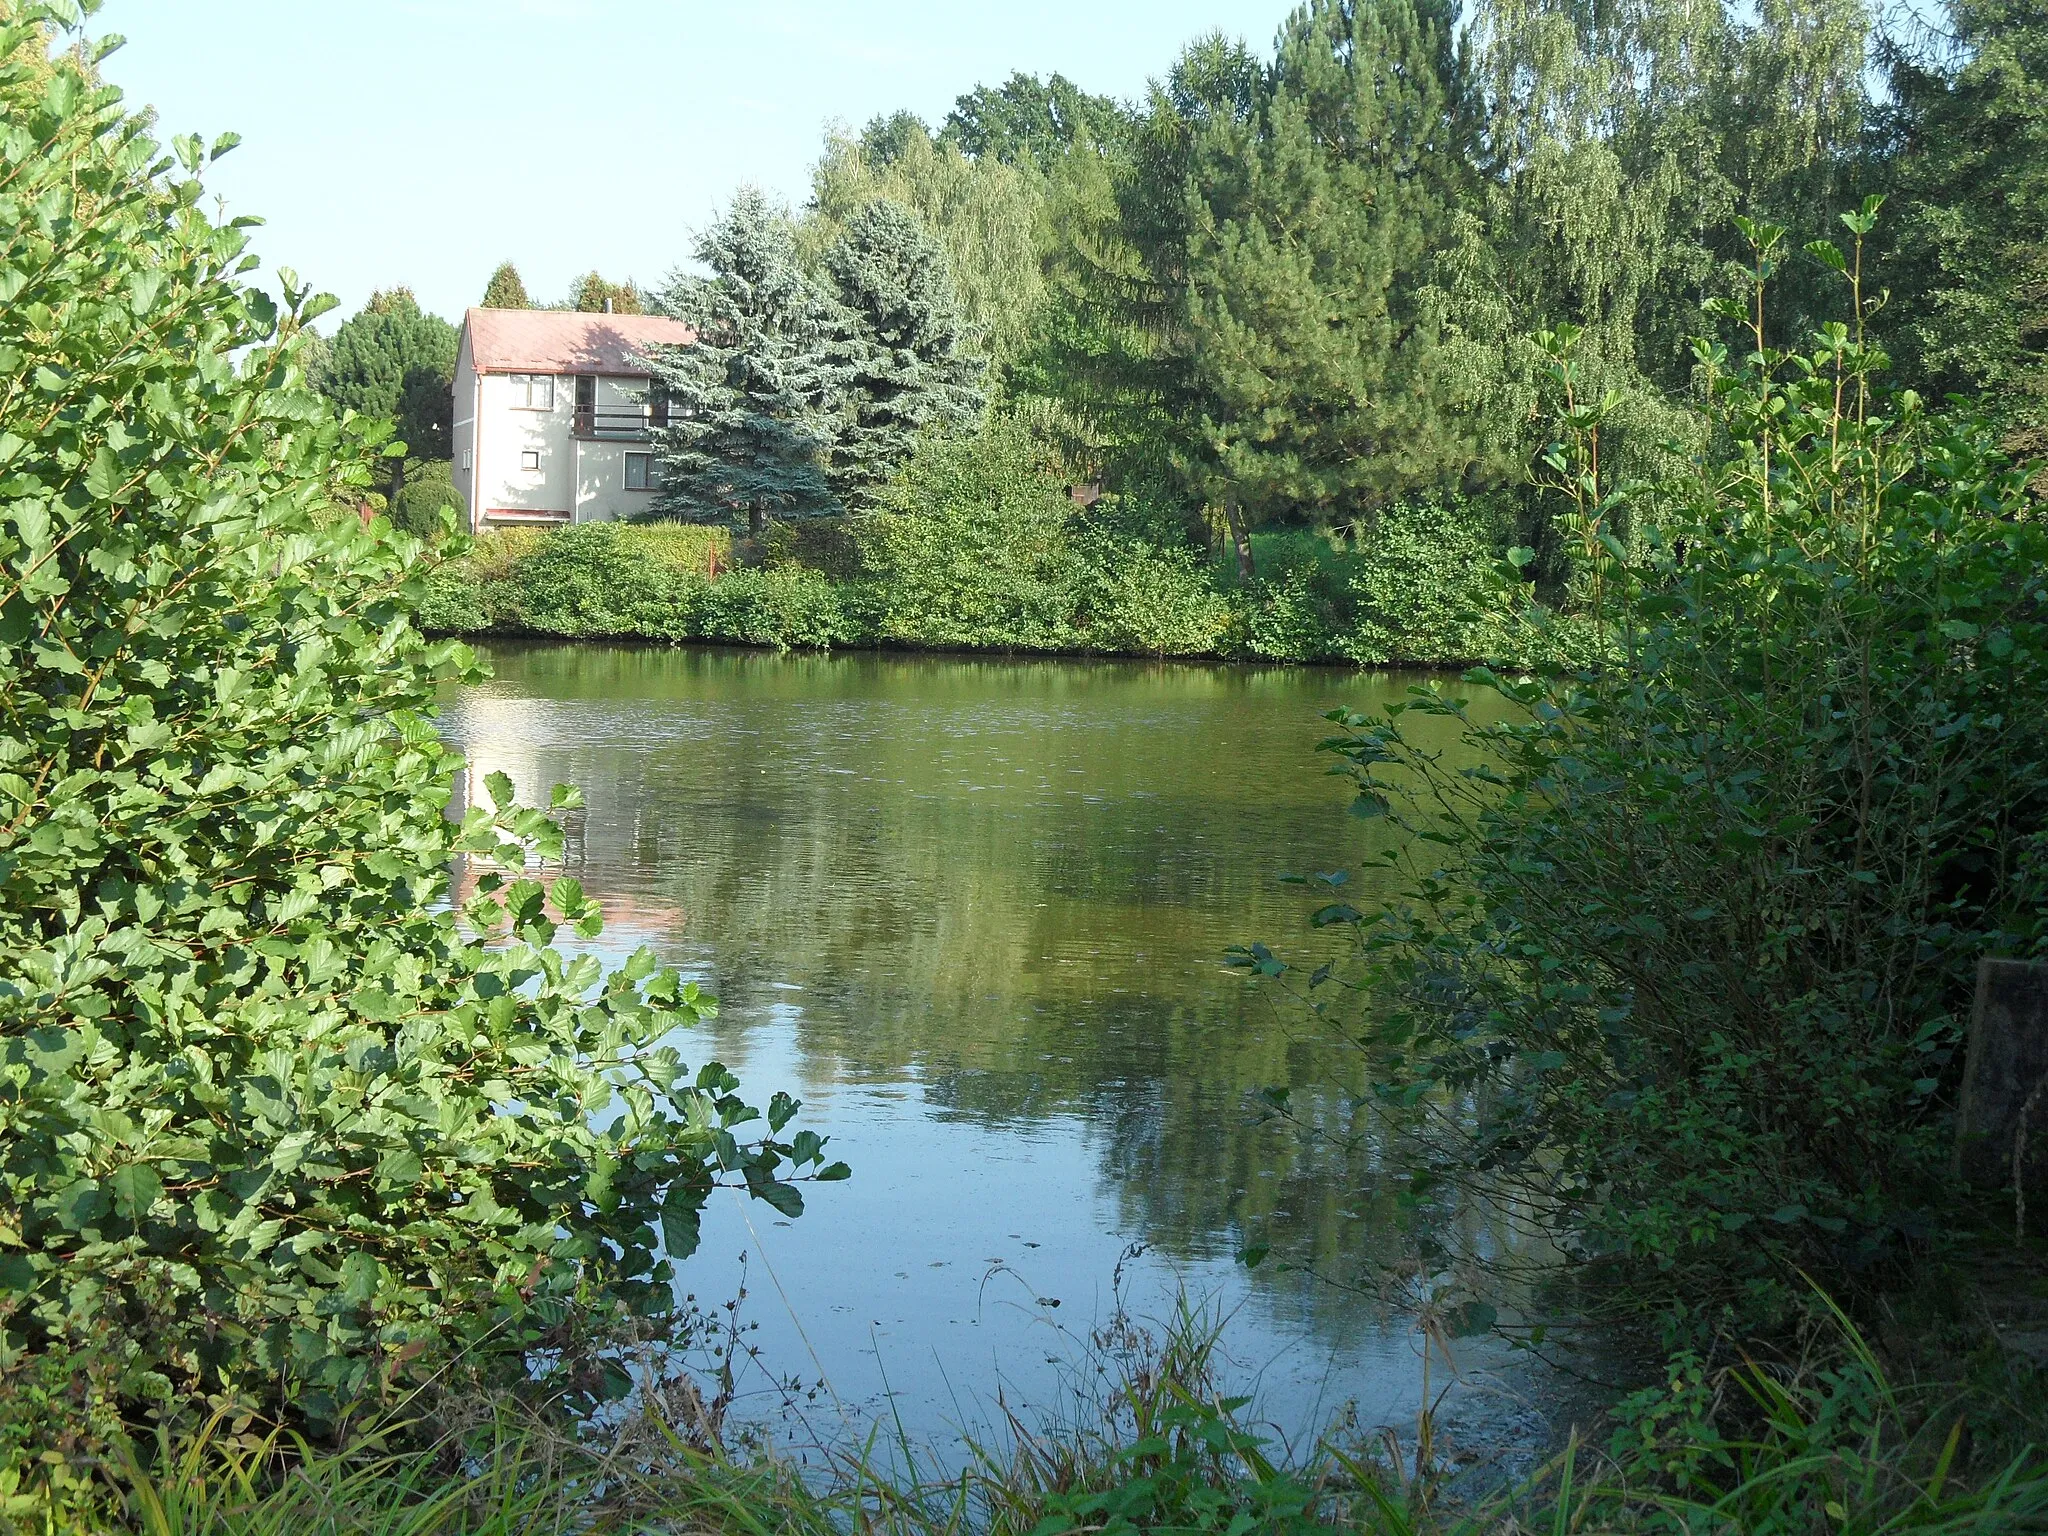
[
  {"left": 316, "top": 287, "right": 458, "bottom": 501},
  {"left": 1182, "top": 0, "right": 1478, "bottom": 564},
  {"left": 825, "top": 200, "right": 986, "bottom": 504},
  {"left": 643, "top": 190, "right": 847, "bottom": 536},
  {"left": 571, "top": 271, "right": 645, "bottom": 314},
  {"left": 481, "top": 261, "right": 531, "bottom": 308}
]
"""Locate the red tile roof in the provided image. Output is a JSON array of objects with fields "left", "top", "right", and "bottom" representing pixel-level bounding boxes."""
[{"left": 463, "top": 307, "right": 695, "bottom": 375}]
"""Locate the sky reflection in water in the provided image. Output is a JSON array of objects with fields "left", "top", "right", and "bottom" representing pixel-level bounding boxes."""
[{"left": 438, "top": 642, "right": 1544, "bottom": 1463}]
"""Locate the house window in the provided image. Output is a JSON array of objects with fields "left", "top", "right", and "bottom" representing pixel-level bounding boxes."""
[
  {"left": 624, "top": 452, "right": 656, "bottom": 491},
  {"left": 507, "top": 373, "right": 555, "bottom": 410},
  {"left": 519, "top": 449, "right": 541, "bottom": 471},
  {"left": 649, "top": 383, "right": 671, "bottom": 429}
]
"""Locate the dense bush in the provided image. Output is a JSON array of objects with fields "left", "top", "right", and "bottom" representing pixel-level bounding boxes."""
[
  {"left": 0, "top": 16, "right": 839, "bottom": 1468},
  {"left": 388, "top": 457, "right": 463, "bottom": 538},
  {"left": 862, "top": 416, "right": 1088, "bottom": 649},
  {"left": 418, "top": 421, "right": 1516, "bottom": 664},
  {"left": 1337, "top": 495, "right": 1516, "bottom": 665},
  {"left": 1276, "top": 223, "right": 2048, "bottom": 1336}
]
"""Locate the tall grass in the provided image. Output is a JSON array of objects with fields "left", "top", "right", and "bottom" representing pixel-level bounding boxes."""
[{"left": 34, "top": 1301, "right": 2048, "bottom": 1536}]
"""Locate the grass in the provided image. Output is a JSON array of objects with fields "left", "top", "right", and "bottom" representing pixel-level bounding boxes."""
[{"left": 25, "top": 1286, "right": 2048, "bottom": 1536}]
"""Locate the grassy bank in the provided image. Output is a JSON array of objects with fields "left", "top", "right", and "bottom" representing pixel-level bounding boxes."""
[
  {"left": 33, "top": 1289, "right": 2048, "bottom": 1535},
  {"left": 412, "top": 432, "right": 1524, "bottom": 667}
]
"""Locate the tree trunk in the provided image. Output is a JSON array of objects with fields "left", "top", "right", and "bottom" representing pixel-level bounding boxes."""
[
  {"left": 749, "top": 499, "right": 767, "bottom": 539},
  {"left": 1226, "top": 497, "right": 1255, "bottom": 581}
]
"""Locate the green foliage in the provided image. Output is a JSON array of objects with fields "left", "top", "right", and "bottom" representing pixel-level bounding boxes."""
[
  {"left": 863, "top": 415, "right": 1088, "bottom": 649},
  {"left": 568, "top": 270, "right": 644, "bottom": 314},
  {"left": 0, "top": 12, "right": 838, "bottom": 1462},
  {"left": 1184, "top": 0, "right": 1481, "bottom": 527},
  {"left": 389, "top": 458, "right": 461, "bottom": 540},
  {"left": 479, "top": 260, "right": 531, "bottom": 309},
  {"left": 941, "top": 70, "right": 1128, "bottom": 167},
  {"left": 1339, "top": 496, "right": 1518, "bottom": 665},
  {"left": 804, "top": 124, "right": 1050, "bottom": 371},
  {"left": 1881, "top": 0, "right": 2048, "bottom": 485},
  {"left": 417, "top": 438, "right": 1513, "bottom": 664},
  {"left": 645, "top": 189, "right": 847, "bottom": 534},
  {"left": 1278, "top": 224, "right": 2048, "bottom": 1335},
  {"left": 1073, "top": 523, "right": 1234, "bottom": 656},
  {"left": 314, "top": 288, "right": 459, "bottom": 500},
  {"left": 823, "top": 199, "right": 987, "bottom": 504}
]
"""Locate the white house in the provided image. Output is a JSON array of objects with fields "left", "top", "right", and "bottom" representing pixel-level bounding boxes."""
[{"left": 451, "top": 307, "right": 695, "bottom": 533}]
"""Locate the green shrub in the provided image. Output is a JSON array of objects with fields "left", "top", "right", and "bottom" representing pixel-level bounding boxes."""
[
  {"left": 1276, "top": 218, "right": 2048, "bottom": 1336},
  {"left": 1337, "top": 495, "right": 1517, "bottom": 665},
  {"left": 866, "top": 415, "right": 1089, "bottom": 650},
  {"left": 498, "top": 520, "right": 671, "bottom": 635},
  {"left": 1075, "top": 528, "right": 1233, "bottom": 655},
  {"left": 689, "top": 565, "right": 868, "bottom": 648},
  {"left": 617, "top": 519, "right": 731, "bottom": 576},
  {"left": 1226, "top": 566, "right": 1341, "bottom": 660},
  {"left": 0, "top": 15, "right": 839, "bottom": 1465},
  {"left": 389, "top": 459, "right": 462, "bottom": 539}
]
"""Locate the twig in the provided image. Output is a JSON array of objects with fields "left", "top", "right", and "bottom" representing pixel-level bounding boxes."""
[{"left": 2017, "top": 1073, "right": 2047, "bottom": 1245}]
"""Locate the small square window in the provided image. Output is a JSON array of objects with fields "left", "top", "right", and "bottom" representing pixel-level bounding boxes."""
[
  {"left": 520, "top": 449, "right": 541, "bottom": 471},
  {"left": 624, "top": 452, "right": 656, "bottom": 491}
]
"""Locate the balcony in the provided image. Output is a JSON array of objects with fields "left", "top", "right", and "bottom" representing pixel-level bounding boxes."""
[{"left": 572, "top": 405, "right": 669, "bottom": 441}]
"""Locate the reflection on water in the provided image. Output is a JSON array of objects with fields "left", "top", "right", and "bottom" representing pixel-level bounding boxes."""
[{"left": 440, "top": 642, "right": 1534, "bottom": 1457}]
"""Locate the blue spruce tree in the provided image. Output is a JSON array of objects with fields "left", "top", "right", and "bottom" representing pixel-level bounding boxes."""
[{"left": 643, "top": 189, "right": 847, "bottom": 536}]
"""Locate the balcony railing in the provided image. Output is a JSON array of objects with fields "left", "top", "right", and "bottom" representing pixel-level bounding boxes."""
[{"left": 572, "top": 405, "right": 669, "bottom": 440}]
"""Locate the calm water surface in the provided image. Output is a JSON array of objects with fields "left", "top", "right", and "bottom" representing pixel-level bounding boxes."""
[{"left": 440, "top": 643, "right": 1544, "bottom": 1461}]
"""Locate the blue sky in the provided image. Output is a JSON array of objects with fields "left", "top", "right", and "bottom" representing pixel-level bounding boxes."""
[{"left": 93, "top": 2, "right": 1294, "bottom": 327}]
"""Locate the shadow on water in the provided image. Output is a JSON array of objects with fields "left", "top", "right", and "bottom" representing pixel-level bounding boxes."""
[{"left": 439, "top": 642, "right": 1569, "bottom": 1466}]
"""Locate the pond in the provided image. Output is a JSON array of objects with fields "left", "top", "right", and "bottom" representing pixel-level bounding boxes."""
[{"left": 439, "top": 642, "right": 1553, "bottom": 1465}]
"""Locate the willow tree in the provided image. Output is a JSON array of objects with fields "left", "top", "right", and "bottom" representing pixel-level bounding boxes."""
[
  {"left": 1182, "top": 0, "right": 1481, "bottom": 571},
  {"left": 1452, "top": 0, "right": 1868, "bottom": 545}
]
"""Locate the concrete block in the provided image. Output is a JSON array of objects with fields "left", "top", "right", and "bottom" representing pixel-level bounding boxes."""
[{"left": 1955, "top": 957, "right": 2048, "bottom": 1191}]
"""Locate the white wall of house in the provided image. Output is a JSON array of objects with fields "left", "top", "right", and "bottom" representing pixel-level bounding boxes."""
[
  {"left": 452, "top": 331, "right": 478, "bottom": 528},
  {"left": 460, "top": 368, "right": 662, "bottom": 531}
]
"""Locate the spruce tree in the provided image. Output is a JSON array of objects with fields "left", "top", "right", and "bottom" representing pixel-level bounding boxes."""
[
  {"left": 643, "top": 190, "right": 847, "bottom": 536},
  {"left": 825, "top": 200, "right": 986, "bottom": 504},
  {"left": 1182, "top": 0, "right": 1478, "bottom": 564},
  {"left": 316, "top": 287, "right": 459, "bottom": 501},
  {"left": 481, "top": 261, "right": 531, "bottom": 308}
]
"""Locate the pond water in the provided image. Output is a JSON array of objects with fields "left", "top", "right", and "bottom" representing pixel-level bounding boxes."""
[{"left": 439, "top": 642, "right": 1555, "bottom": 1465}]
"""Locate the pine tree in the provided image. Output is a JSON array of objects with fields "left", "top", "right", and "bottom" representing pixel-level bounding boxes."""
[
  {"left": 643, "top": 190, "right": 847, "bottom": 536},
  {"left": 317, "top": 287, "right": 459, "bottom": 500},
  {"left": 481, "top": 261, "right": 531, "bottom": 308},
  {"left": 1182, "top": 0, "right": 1478, "bottom": 567},
  {"left": 825, "top": 200, "right": 986, "bottom": 503}
]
